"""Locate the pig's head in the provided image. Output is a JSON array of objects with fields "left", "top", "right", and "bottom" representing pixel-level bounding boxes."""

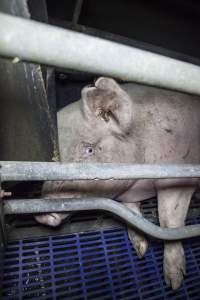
[
  {"left": 58, "top": 77, "right": 138, "bottom": 163},
  {"left": 44, "top": 78, "right": 141, "bottom": 198}
]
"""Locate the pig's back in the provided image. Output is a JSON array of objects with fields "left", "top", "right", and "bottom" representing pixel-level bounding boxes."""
[{"left": 122, "top": 83, "right": 200, "bottom": 164}]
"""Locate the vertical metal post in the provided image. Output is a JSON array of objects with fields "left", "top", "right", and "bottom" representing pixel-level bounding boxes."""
[
  {"left": 72, "top": 0, "right": 83, "bottom": 27},
  {"left": 0, "top": 1, "right": 59, "bottom": 162}
]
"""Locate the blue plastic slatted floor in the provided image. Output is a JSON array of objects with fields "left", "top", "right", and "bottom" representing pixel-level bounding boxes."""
[{"left": 2, "top": 219, "right": 200, "bottom": 300}]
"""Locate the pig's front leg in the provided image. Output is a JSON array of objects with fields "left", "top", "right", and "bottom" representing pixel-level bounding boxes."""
[
  {"left": 117, "top": 180, "right": 156, "bottom": 258},
  {"left": 124, "top": 202, "right": 148, "bottom": 258},
  {"left": 157, "top": 186, "right": 195, "bottom": 289}
]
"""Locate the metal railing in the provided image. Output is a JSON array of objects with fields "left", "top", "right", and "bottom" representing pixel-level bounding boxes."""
[
  {"left": 3, "top": 197, "right": 200, "bottom": 241},
  {"left": 1, "top": 161, "right": 200, "bottom": 240},
  {"left": 1, "top": 161, "right": 200, "bottom": 182},
  {"left": 1, "top": 12, "right": 200, "bottom": 95}
]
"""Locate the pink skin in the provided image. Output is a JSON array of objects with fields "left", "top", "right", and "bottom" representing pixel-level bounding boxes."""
[{"left": 35, "top": 77, "right": 200, "bottom": 289}]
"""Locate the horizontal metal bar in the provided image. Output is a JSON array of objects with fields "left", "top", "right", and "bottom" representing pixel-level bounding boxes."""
[
  {"left": 1, "top": 161, "right": 200, "bottom": 182},
  {"left": 51, "top": 18, "right": 200, "bottom": 67},
  {"left": 3, "top": 198, "right": 200, "bottom": 240},
  {"left": 1, "top": 13, "right": 200, "bottom": 95}
]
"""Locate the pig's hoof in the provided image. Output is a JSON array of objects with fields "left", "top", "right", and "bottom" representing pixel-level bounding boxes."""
[
  {"left": 164, "top": 242, "right": 186, "bottom": 290},
  {"left": 128, "top": 228, "right": 148, "bottom": 258},
  {"left": 34, "top": 213, "right": 69, "bottom": 227}
]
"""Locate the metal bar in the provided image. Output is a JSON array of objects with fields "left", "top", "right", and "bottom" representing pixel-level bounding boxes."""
[
  {"left": 72, "top": 0, "right": 83, "bottom": 26},
  {"left": 1, "top": 161, "right": 200, "bottom": 182},
  {"left": 4, "top": 198, "right": 200, "bottom": 240},
  {"left": 1, "top": 13, "right": 200, "bottom": 95},
  {"left": 50, "top": 18, "right": 200, "bottom": 67}
]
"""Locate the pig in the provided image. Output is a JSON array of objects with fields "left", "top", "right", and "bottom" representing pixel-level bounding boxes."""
[{"left": 35, "top": 77, "right": 200, "bottom": 290}]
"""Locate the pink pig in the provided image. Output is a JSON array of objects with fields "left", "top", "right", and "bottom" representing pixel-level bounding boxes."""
[{"left": 35, "top": 77, "right": 200, "bottom": 289}]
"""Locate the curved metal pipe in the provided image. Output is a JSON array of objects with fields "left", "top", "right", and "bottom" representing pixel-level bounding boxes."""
[{"left": 4, "top": 198, "right": 200, "bottom": 241}]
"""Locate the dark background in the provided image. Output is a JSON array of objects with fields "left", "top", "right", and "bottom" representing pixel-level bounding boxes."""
[
  {"left": 44, "top": 0, "right": 200, "bottom": 109},
  {"left": 46, "top": 0, "right": 200, "bottom": 60}
]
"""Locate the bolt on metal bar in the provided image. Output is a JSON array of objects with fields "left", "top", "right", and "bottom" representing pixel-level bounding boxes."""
[
  {"left": 1, "top": 161, "right": 200, "bottom": 182},
  {"left": 1, "top": 12, "right": 200, "bottom": 95},
  {"left": 3, "top": 197, "right": 200, "bottom": 240}
]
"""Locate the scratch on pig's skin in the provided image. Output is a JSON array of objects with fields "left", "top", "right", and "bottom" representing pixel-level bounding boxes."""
[
  {"left": 164, "top": 128, "right": 173, "bottom": 134},
  {"left": 182, "top": 147, "right": 190, "bottom": 159},
  {"left": 174, "top": 203, "right": 179, "bottom": 210}
]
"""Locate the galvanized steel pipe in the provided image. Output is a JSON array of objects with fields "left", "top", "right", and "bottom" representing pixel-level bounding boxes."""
[
  {"left": 1, "top": 161, "right": 200, "bottom": 182},
  {"left": 1, "top": 13, "right": 200, "bottom": 95},
  {"left": 4, "top": 197, "right": 200, "bottom": 240}
]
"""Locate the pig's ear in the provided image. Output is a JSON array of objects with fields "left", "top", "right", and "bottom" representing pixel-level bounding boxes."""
[{"left": 81, "top": 77, "right": 134, "bottom": 134}]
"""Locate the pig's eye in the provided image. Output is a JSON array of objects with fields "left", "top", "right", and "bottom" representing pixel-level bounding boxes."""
[
  {"left": 86, "top": 146, "right": 94, "bottom": 155},
  {"left": 80, "top": 142, "right": 96, "bottom": 158}
]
